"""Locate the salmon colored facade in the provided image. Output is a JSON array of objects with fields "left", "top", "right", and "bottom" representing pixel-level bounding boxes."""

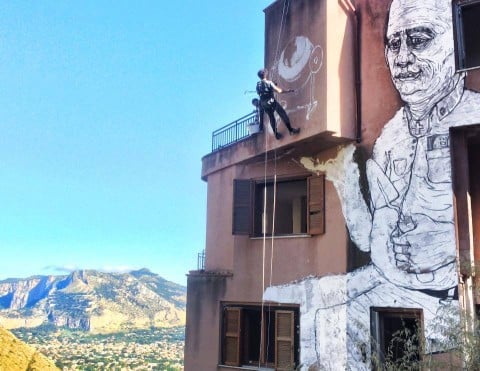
[{"left": 185, "top": 0, "right": 480, "bottom": 369}]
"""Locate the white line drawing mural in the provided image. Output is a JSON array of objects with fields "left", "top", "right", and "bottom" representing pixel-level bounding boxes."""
[
  {"left": 271, "top": 36, "right": 324, "bottom": 120},
  {"left": 264, "top": 0, "right": 480, "bottom": 369}
]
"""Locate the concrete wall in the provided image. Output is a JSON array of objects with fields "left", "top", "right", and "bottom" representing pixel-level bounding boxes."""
[
  {"left": 184, "top": 272, "right": 229, "bottom": 371},
  {"left": 205, "top": 150, "right": 349, "bottom": 289}
]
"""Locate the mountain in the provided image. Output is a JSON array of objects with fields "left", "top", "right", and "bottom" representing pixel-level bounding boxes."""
[
  {"left": 0, "top": 326, "right": 58, "bottom": 370},
  {"left": 0, "top": 269, "right": 186, "bottom": 333}
]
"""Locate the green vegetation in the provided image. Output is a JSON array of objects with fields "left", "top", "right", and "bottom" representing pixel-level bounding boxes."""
[
  {"left": 51, "top": 292, "right": 90, "bottom": 311},
  {"left": 94, "top": 283, "right": 118, "bottom": 300},
  {"left": 370, "top": 314, "right": 480, "bottom": 370},
  {"left": 12, "top": 326, "right": 184, "bottom": 370}
]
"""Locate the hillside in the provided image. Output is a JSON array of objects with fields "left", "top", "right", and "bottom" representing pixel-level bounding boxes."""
[
  {"left": 0, "top": 326, "right": 58, "bottom": 370},
  {"left": 0, "top": 269, "right": 186, "bottom": 333}
]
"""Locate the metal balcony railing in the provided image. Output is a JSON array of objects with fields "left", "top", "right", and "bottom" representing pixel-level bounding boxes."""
[
  {"left": 211, "top": 111, "right": 257, "bottom": 152},
  {"left": 197, "top": 250, "right": 205, "bottom": 271}
]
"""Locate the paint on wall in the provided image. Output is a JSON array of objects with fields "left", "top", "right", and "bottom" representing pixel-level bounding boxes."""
[
  {"left": 264, "top": 0, "right": 326, "bottom": 128},
  {"left": 275, "top": 35, "right": 323, "bottom": 120},
  {"left": 264, "top": 0, "right": 480, "bottom": 368}
]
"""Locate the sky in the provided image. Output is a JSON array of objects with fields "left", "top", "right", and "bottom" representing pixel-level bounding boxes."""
[{"left": 0, "top": 1, "right": 272, "bottom": 286}]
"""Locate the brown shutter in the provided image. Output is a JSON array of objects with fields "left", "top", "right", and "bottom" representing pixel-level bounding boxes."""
[
  {"left": 308, "top": 175, "right": 325, "bottom": 235},
  {"left": 232, "top": 179, "right": 252, "bottom": 235},
  {"left": 223, "top": 307, "right": 242, "bottom": 366},
  {"left": 275, "top": 310, "right": 295, "bottom": 371}
]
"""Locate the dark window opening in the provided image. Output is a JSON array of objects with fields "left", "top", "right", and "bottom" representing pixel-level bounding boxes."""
[
  {"left": 454, "top": 0, "right": 480, "bottom": 70},
  {"left": 232, "top": 175, "right": 325, "bottom": 236},
  {"left": 221, "top": 304, "right": 299, "bottom": 370},
  {"left": 450, "top": 125, "right": 480, "bottom": 300},
  {"left": 254, "top": 179, "right": 307, "bottom": 236},
  {"left": 371, "top": 308, "right": 423, "bottom": 370},
  {"left": 468, "top": 135, "right": 480, "bottom": 279}
]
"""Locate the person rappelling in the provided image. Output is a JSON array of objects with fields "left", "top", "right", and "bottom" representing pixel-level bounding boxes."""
[{"left": 256, "top": 68, "right": 300, "bottom": 140}]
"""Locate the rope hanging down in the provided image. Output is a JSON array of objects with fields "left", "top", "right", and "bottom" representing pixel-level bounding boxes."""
[
  {"left": 259, "top": 63, "right": 281, "bottom": 371},
  {"left": 272, "top": 0, "right": 290, "bottom": 83},
  {"left": 259, "top": 1, "right": 289, "bottom": 366}
]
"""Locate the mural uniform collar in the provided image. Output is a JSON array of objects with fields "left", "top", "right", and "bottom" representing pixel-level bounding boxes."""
[
  {"left": 404, "top": 75, "right": 465, "bottom": 138},
  {"left": 434, "top": 74, "right": 465, "bottom": 121}
]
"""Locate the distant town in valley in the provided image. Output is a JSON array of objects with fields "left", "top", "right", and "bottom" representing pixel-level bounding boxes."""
[{"left": 12, "top": 326, "right": 184, "bottom": 370}]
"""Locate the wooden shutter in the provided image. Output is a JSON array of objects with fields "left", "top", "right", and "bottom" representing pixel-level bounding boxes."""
[
  {"left": 275, "top": 310, "right": 295, "bottom": 371},
  {"left": 308, "top": 175, "right": 325, "bottom": 235},
  {"left": 232, "top": 179, "right": 252, "bottom": 235},
  {"left": 223, "top": 307, "right": 242, "bottom": 366}
]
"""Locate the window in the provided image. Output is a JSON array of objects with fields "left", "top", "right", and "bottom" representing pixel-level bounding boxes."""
[
  {"left": 370, "top": 308, "right": 423, "bottom": 369},
  {"left": 221, "top": 304, "right": 299, "bottom": 370},
  {"left": 451, "top": 125, "right": 480, "bottom": 299},
  {"left": 232, "top": 175, "right": 325, "bottom": 236},
  {"left": 454, "top": 0, "right": 480, "bottom": 70}
]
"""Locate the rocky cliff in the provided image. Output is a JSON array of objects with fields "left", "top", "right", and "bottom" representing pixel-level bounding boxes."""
[{"left": 0, "top": 269, "right": 186, "bottom": 334}]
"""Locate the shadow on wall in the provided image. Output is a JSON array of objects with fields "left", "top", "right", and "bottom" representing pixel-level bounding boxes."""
[{"left": 185, "top": 273, "right": 228, "bottom": 352}]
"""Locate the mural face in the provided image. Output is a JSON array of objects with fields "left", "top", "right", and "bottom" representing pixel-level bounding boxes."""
[
  {"left": 385, "top": 0, "right": 456, "bottom": 106},
  {"left": 264, "top": 0, "right": 480, "bottom": 369}
]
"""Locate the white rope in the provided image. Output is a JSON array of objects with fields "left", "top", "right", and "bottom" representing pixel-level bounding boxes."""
[
  {"left": 272, "top": 0, "right": 290, "bottom": 82},
  {"left": 265, "top": 145, "right": 278, "bottom": 365},
  {"left": 269, "top": 165, "right": 277, "bottom": 288},
  {"left": 259, "top": 114, "right": 269, "bottom": 368},
  {"left": 259, "top": 109, "right": 279, "bottom": 368},
  {"left": 259, "top": 2, "right": 288, "bottom": 364}
]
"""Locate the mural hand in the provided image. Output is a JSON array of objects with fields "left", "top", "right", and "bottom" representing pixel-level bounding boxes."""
[{"left": 391, "top": 214, "right": 455, "bottom": 274}]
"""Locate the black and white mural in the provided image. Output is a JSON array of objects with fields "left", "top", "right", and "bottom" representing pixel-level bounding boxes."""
[
  {"left": 273, "top": 35, "right": 323, "bottom": 120},
  {"left": 264, "top": 0, "right": 326, "bottom": 129},
  {"left": 264, "top": 0, "right": 480, "bottom": 369}
]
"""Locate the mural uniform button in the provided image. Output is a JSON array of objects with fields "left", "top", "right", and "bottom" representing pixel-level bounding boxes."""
[{"left": 440, "top": 107, "right": 446, "bottom": 116}]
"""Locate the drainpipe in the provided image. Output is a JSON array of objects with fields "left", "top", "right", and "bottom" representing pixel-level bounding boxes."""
[{"left": 342, "top": 0, "right": 362, "bottom": 143}]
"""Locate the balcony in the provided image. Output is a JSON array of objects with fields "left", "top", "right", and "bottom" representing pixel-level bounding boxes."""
[
  {"left": 197, "top": 250, "right": 205, "bottom": 271},
  {"left": 211, "top": 111, "right": 257, "bottom": 152}
]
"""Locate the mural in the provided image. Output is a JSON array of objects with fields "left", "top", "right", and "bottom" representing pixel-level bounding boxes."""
[
  {"left": 264, "top": 0, "right": 325, "bottom": 128},
  {"left": 272, "top": 36, "right": 323, "bottom": 120},
  {"left": 264, "top": 0, "right": 480, "bottom": 369}
]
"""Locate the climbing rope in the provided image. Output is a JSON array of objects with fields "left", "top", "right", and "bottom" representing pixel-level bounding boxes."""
[{"left": 258, "top": 1, "right": 289, "bottom": 366}]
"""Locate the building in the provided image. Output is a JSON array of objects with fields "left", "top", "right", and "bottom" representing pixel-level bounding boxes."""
[{"left": 184, "top": 0, "right": 480, "bottom": 369}]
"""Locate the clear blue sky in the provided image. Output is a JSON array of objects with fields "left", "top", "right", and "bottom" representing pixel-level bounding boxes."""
[{"left": 0, "top": 1, "right": 272, "bottom": 285}]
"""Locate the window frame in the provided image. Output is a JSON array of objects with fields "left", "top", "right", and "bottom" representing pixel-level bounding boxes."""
[
  {"left": 220, "top": 303, "right": 300, "bottom": 369},
  {"left": 453, "top": 0, "right": 480, "bottom": 71},
  {"left": 232, "top": 175, "right": 325, "bottom": 237},
  {"left": 223, "top": 307, "right": 242, "bottom": 366},
  {"left": 450, "top": 125, "right": 480, "bottom": 302},
  {"left": 370, "top": 307, "right": 424, "bottom": 369}
]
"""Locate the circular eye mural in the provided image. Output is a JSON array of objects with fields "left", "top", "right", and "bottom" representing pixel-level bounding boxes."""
[
  {"left": 309, "top": 45, "right": 323, "bottom": 74},
  {"left": 275, "top": 36, "right": 323, "bottom": 120},
  {"left": 278, "top": 36, "right": 314, "bottom": 82}
]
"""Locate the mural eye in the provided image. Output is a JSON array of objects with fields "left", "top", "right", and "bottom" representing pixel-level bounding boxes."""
[
  {"left": 408, "top": 36, "right": 430, "bottom": 49},
  {"left": 387, "top": 38, "right": 401, "bottom": 52}
]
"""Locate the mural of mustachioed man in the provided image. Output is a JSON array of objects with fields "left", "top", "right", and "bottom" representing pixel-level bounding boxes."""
[{"left": 264, "top": 0, "right": 480, "bottom": 369}]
